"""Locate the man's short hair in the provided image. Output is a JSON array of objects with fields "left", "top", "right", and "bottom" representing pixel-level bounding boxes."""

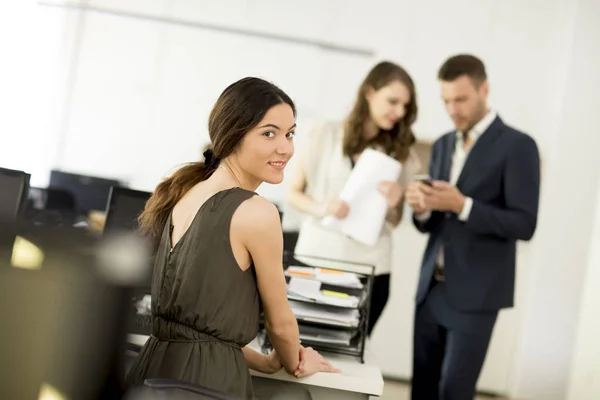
[{"left": 438, "top": 54, "right": 487, "bottom": 85}]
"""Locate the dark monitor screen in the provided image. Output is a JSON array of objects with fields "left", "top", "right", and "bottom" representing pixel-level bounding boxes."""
[
  {"left": 104, "top": 187, "right": 151, "bottom": 235},
  {"left": 0, "top": 169, "right": 26, "bottom": 222},
  {"left": 49, "top": 170, "right": 124, "bottom": 216}
]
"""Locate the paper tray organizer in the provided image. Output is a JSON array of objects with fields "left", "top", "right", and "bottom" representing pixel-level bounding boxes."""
[{"left": 259, "top": 253, "right": 375, "bottom": 364}]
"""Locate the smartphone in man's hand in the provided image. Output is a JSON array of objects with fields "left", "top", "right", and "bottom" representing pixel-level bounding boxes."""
[{"left": 413, "top": 174, "right": 433, "bottom": 187}]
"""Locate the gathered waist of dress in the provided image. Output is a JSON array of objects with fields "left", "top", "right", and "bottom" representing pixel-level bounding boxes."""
[{"left": 152, "top": 316, "right": 242, "bottom": 350}]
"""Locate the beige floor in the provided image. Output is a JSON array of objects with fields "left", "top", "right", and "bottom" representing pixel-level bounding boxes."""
[{"left": 381, "top": 380, "right": 503, "bottom": 399}]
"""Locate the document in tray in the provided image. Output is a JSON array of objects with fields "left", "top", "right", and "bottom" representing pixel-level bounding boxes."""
[
  {"left": 315, "top": 267, "right": 363, "bottom": 289},
  {"left": 289, "top": 300, "right": 360, "bottom": 328},
  {"left": 299, "top": 325, "right": 356, "bottom": 346},
  {"left": 322, "top": 148, "right": 401, "bottom": 247},
  {"left": 286, "top": 266, "right": 363, "bottom": 289},
  {"left": 287, "top": 276, "right": 359, "bottom": 308},
  {"left": 288, "top": 277, "right": 359, "bottom": 308}
]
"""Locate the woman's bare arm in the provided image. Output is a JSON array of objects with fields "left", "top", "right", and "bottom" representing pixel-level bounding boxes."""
[
  {"left": 235, "top": 196, "right": 300, "bottom": 374},
  {"left": 241, "top": 347, "right": 280, "bottom": 374},
  {"left": 286, "top": 152, "right": 327, "bottom": 218}
]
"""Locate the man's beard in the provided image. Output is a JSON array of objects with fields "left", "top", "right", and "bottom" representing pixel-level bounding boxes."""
[{"left": 463, "top": 101, "right": 487, "bottom": 134}]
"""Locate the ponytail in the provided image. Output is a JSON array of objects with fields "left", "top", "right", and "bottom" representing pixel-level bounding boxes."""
[{"left": 138, "top": 161, "right": 212, "bottom": 237}]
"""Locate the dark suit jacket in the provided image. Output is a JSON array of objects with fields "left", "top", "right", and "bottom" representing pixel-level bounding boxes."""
[{"left": 413, "top": 116, "right": 540, "bottom": 312}]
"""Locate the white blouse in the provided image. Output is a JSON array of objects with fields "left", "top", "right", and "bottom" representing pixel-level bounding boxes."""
[{"left": 294, "top": 122, "right": 422, "bottom": 276}]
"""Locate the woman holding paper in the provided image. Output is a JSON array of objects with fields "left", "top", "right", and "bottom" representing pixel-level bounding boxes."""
[{"left": 287, "top": 61, "right": 421, "bottom": 335}]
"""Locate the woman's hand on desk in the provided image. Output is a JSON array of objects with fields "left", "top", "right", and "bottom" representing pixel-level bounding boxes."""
[
  {"left": 378, "top": 181, "right": 403, "bottom": 209},
  {"left": 325, "top": 199, "right": 350, "bottom": 219},
  {"left": 265, "top": 350, "right": 283, "bottom": 374},
  {"left": 293, "top": 346, "right": 340, "bottom": 377}
]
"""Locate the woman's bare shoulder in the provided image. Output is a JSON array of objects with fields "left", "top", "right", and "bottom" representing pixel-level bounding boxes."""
[{"left": 232, "top": 195, "right": 280, "bottom": 233}]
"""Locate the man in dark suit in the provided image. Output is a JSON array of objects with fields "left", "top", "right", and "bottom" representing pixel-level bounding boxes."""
[{"left": 405, "top": 54, "right": 540, "bottom": 400}]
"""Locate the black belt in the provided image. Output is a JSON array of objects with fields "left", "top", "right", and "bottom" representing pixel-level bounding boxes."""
[
  {"left": 150, "top": 333, "right": 242, "bottom": 350},
  {"left": 152, "top": 317, "right": 242, "bottom": 350}
]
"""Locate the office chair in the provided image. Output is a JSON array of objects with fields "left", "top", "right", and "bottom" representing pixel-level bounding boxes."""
[{"left": 124, "top": 379, "right": 241, "bottom": 400}]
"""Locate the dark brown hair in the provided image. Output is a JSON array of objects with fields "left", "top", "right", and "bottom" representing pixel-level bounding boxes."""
[
  {"left": 343, "top": 61, "right": 417, "bottom": 162},
  {"left": 438, "top": 54, "right": 487, "bottom": 85},
  {"left": 139, "top": 77, "right": 296, "bottom": 237}
]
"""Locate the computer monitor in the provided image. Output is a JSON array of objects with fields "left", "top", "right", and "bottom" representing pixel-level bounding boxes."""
[
  {"left": 49, "top": 170, "right": 124, "bottom": 216},
  {"left": 104, "top": 187, "right": 152, "bottom": 235},
  {"left": 0, "top": 168, "right": 27, "bottom": 222}
]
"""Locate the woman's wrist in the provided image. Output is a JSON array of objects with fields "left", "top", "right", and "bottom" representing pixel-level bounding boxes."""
[{"left": 265, "top": 352, "right": 282, "bottom": 374}]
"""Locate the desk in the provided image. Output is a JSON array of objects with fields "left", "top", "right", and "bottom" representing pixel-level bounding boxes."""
[{"left": 128, "top": 334, "right": 384, "bottom": 399}]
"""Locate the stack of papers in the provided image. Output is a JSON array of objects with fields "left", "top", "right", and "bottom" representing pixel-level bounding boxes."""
[
  {"left": 288, "top": 291, "right": 359, "bottom": 308},
  {"left": 299, "top": 325, "right": 357, "bottom": 346},
  {"left": 322, "top": 148, "right": 402, "bottom": 247},
  {"left": 289, "top": 300, "right": 360, "bottom": 328},
  {"left": 315, "top": 268, "right": 363, "bottom": 289},
  {"left": 287, "top": 276, "right": 360, "bottom": 308},
  {"left": 286, "top": 266, "right": 363, "bottom": 289}
]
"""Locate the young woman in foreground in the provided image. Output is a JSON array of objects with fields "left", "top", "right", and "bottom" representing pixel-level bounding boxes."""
[{"left": 125, "top": 77, "right": 337, "bottom": 399}]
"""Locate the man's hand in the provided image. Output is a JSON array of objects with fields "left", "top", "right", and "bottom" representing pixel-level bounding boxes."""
[
  {"left": 423, "top": 181, "right": 466, "bottom": 214},
  {"left": 406, "top": 181, "right": 428, "bottom": 214}
]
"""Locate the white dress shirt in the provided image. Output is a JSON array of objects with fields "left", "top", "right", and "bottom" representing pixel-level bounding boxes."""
[{"left": 417, "top": 110, "right": 497, "bottom": 268}]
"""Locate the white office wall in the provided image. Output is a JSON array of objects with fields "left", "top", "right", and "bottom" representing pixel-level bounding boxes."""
[
  {"left": 0, "top": 1, "right": 77, "bottom": 187},
  {"left": 509, "top": 0, "right": 600, "bottom": 398},
  {"left": 567, "top": 174, "right": 600, "bottom": 400},
  {"left": 375, "top": 0, "right": 578, "bottom": 156},
  {"left": 54, "top": 0, "right": 376, "bottom": 193}
]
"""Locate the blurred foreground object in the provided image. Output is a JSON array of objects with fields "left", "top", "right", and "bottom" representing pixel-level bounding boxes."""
[
  {"left": 11, "top": 235, "right": 45, "bottom": 270},
  {"left": 0, "top": 221, "right": 152, "bottom": 400},
  {"left": 87, "top": 210, "right": 107, "bottom": 234}
]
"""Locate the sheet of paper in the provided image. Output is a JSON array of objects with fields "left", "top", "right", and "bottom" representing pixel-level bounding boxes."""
[
  {"left": 315, "top": 268, "right": 363, "bottom": 289},
  {"left": 287, "top": 290, "right": 360, "bottom": 308},
  {"left": 299, "top": 325, "right": 356, "bottom": 346},
  {"left": 285, "top": 266, "right": 364, "bottom": 289},
  {"left": 288, "top": 276, "right": 321, "bottom": 296},
  {"left": 322, "top": 148, "right": 402, "bottom": 247},
  {"left": 289, "top": 300, "right": 360, "bottom": 327}
]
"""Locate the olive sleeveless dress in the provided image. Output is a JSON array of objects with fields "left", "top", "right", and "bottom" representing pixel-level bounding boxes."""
[{"left": 125, "top": 188, "right": 261, "bottom": 399}]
